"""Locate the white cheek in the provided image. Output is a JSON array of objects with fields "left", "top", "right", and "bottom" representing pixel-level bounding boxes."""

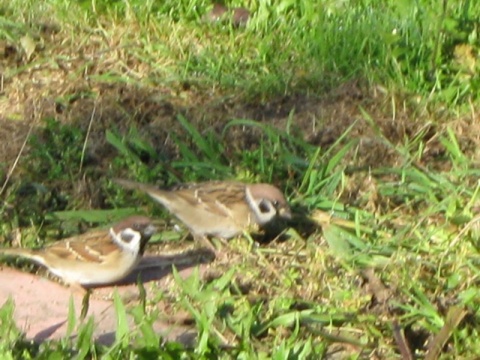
[
  {"left": 245, "top": 188, "right": 277, "bottom": 225},
  {"left": 110, "top": 228, "right": 141, "bottom": 254}
]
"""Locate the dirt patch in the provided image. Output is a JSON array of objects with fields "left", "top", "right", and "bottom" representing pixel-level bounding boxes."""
[{"left": 0, "top": 79, "right": 459, "bottom": 174}]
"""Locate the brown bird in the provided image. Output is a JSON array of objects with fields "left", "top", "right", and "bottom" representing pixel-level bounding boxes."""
[
  {"left": 113, "top": 179, "right": 291, "bottom": 245},
  {"left": 0, "top": 216, "right": 156, "bottom": 287}
]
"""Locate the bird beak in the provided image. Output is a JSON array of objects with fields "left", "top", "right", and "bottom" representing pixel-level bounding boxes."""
[
  {"left": 144, "top": 224, "right": 157, "bottom": 237},
  {"left": 279, "top": 207, "right": 292, "bottom": 220}
]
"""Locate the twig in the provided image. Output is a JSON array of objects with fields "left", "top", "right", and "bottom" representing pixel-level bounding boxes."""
[
  {"left": 0, "top": 122, "right": 34, "bottom": 197},
  {"left": 392, "top": 320, "right": 413, "bottom": 360},
  {"left": 79, "top": 102, "right": 97, "bottom": 174},
  {"left": 425, "top": 306, "right": 467, "bottom": 360}
]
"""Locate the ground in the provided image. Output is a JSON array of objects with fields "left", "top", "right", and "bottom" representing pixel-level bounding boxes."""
[{"left": 2, "top": 2, "right": 480, "bottom": 358}]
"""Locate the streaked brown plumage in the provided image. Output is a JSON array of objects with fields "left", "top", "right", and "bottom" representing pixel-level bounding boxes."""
[
  {"left": 113, "top": 179, "right": 291, "bottom": 241},
  {"left": 0, "top": 216, "right": 156, "bottom": 286}
]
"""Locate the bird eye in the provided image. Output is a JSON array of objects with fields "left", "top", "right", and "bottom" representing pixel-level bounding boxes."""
[{"left": 272, "top": 200, "right": 279, "bottom": 207}]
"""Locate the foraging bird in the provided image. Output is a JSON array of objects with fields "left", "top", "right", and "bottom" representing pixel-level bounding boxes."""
[
  {"left": 0, "top": 216, "right": 156, "bottom": 287},
  {"left": 113, "top": 179, "right": 291, "bottom": 243}
]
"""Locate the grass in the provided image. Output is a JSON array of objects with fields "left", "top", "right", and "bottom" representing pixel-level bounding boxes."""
[{"left": 1, "top": 0, "right": 480, "bottom": 358}]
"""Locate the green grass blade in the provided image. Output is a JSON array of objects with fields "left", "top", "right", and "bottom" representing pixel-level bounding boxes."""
[{"left": 113, "top": 290, "right": 129, "bottom": 348}]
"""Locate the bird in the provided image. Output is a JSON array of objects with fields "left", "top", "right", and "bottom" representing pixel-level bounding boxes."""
[
  {"left": 113, "top": 179, "right": 291, "bottom": 245},
  {"left": 0, "top": 216, "right": 156, "bottom": 287}
]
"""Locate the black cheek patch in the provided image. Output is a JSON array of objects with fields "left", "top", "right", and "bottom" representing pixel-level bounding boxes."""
[
  {"left": 121, "top": 232, "right": 135, "bottom": 243},
  {"left": 258, "top": 200, "right": 272, "bottom": 213}
]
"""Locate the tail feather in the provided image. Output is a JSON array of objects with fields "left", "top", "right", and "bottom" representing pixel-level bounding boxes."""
[
  {"left": 0, "top": 248, "right": 45, "bottom": 266},
  {"left": 112, "top": 178, "right": 162, "bottom": 194},
  {"left": 112, "top": 178, "right": 172, "bottom": 206}
]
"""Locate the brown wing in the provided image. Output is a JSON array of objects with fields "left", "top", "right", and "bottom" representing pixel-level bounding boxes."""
[
  {"left": 174, "top": 181, "right": 247, "bottom": 218},
  {"left": 44, "top": 230, "right": 117, "bottom": 264}
]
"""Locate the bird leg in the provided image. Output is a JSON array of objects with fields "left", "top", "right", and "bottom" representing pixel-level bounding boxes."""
[{"left": 195, "top": 235, "right": 221, "bottom": 258}]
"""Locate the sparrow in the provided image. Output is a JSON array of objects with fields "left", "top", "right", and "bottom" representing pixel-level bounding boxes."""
[
  {"left": 0, "top": 216, "right": 156, "bottom": 287},
  {"left": 113, "top": 179, "right": 291, "bottom": 242}
]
